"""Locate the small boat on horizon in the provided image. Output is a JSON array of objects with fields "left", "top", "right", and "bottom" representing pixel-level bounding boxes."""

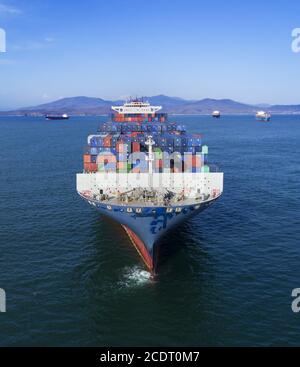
[
  {"left": 256, "top": 111, "right": 271, "bottom": 121},
  {"left": 45, "top": 113, "right": 69, "bottom": 120},
  {"left": 212, "top": 110, "right": 221, "bottom": 118}
]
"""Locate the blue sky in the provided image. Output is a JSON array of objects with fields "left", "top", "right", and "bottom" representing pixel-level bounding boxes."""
[{"left": 0, "top": 0, "right": 300, "bottom": 109}]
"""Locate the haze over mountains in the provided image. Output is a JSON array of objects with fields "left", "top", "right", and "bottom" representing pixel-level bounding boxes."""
[{"left": 1, "top": 95, "right": 300, "bottom": 115}]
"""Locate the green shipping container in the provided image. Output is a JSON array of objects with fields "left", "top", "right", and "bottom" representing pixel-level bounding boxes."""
[
  {"left": 201, "top": 165, "right": 210, "bottom": 173},
  {"left": 154, "top": 151, "right": 163, "bottom": 159},
  {"left": 202, "top": 145, "right": 208, "bottom": 154}
]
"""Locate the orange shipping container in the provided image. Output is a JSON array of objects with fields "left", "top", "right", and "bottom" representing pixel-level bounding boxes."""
[
  {"left": 117, "top": 162, "right": 127, "bottom": 169},
  {"left": 83, "top": 154, "right": 91, "bottom": 163},
  {"left": 116, "top": 141, "right": 126, "bottom": 152},
  {"left": 192, "top": 155, "right": 203, "bottom": 167}
]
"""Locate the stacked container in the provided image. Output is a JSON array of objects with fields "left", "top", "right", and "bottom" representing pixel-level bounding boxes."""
[{"left": 83, "top": 111, "right": 210, "bottom": 174}]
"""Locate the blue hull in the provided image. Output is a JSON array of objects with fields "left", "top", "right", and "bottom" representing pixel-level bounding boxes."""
[{"left": 82, "top": 196, "right": 217, "bottom": 271}]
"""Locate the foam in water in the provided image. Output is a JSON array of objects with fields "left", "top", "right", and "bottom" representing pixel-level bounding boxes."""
[{"left": 119, "top": 266, "right": 153, "bottom": 288}]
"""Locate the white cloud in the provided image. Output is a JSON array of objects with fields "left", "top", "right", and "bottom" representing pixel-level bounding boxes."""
[{"left": 0, "top": 3, "right": 21, "bottom": 15}]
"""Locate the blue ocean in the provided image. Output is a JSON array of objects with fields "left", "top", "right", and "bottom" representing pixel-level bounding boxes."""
[{"left": 0, "top": 115, "right": 299, "bottom": 346}]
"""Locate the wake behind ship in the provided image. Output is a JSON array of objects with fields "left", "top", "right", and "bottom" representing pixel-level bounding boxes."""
[{"left": 76, "top": 100, "right": 223, "bottom": 272}]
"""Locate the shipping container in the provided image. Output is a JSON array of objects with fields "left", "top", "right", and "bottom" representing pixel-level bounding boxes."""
[
  {"left": 117, "top": 161, "right": 127, "bottom": 173},
  {"left": 83, "top": 154, "right": 91, "bottom": 163},
  {"left": 127, "top": 162, "right": 132, "bottom": 173},
  {"left": 96, "top": 154, "right": 116, "bottom": 165},
  {"left": 174, "top": 137, "right": 182, "bottom": 147},
  {"left": 103, "top": 135, "right": 112, "bottom": 147},
  {"left": 154, "top": 148, "right": 163, "bottom": 160},
  {"left": 84, "top": 162, "right": 98, "bottom": 172},
  {"left": 131, "top": 159, "right": 147, "bottom": 173},
  {"left": 117, "top": 161, "right": 127, "bottom": 169},
  {"left": 98, "top": 162, "right": 116, "bottom": 172},
  {"left": 155, "top": 159, "right": 163, "bottom": 168},
  {"left": 117, "top": 152, "right": 127, "bottom": 162},
  {"left": 90, "top": 147, "right": 98, "bottom": 155},
  {"left": 183, "top": 154, "right": 193, "bottom": 172},
  {"left": 91, "top": 155, "right": 97, "bottom": 163},
  {"left": 202, "top": 145, "right": 208, "bottom": 154},
  {"left": 132, "top": 142, "right": 140, "bottom": 153},
  {"left": 192, "top": 154, "right": 203, "bottom": 168}
]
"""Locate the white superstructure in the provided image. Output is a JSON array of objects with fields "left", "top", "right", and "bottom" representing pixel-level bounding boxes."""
[
  {"left": 111, "top": 100, "right": 162, "bottom": 114},
  {"left": 256, "top": 111, "right": 271, "bottom": 120},
  {"left": 212, "top": 110, "right": 221, "bottom": 117},
  {"left": 77, "top": 172, "right": 223, "bottom": 203}
]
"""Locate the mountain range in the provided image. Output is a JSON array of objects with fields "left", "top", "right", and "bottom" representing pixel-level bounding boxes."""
[{"left": 1, "top": 95, "right": 300, "bottom": 115}]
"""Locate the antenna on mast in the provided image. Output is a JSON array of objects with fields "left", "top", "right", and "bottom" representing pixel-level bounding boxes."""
[{"left": 145, "top": 135, "right": 155, "bottom": 175}]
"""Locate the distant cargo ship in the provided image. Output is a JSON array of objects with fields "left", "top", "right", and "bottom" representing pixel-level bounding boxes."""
[
  {"left": 256, "top": 111, "right": 271, "bottom": 121},
  {"left": 212, "top": 110, "right": 221, "bottom": 118},
  {"left": 45, "top": 113, "right": 69, "bottom": 120},
  {"left": 76, "top": 99, "right": 223, "bottom": 273}
]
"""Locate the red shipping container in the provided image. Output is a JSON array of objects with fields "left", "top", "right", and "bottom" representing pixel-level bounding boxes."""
[
  {"left": 90, "top": 163, "right": 98, "bottom": 171},
  {"left": 84, "top": 162, "right": 98, "bottom": 172},
  {"left": 155, "top": 159, "right": 163, "bottom": 168},
  {"left": 132, "top": 142, "right": 140, "bottom": 152},
  {"left": 83, "top": 154, "right": 91, "bottom": 163}
]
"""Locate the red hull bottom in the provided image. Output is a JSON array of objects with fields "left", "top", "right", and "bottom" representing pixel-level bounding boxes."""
[{"left": 122, "top": 225, "right": 154, "bottom": 272}]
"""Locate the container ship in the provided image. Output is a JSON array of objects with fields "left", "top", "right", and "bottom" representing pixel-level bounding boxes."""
[
  {"left": 212, "top": 110, "right": 221, "bottom": 118},
  {"left": 76, "top": 99, "right": 223, "bottom": 273},
  {"left": 255, "top": 111, "right": 271, "bottom": 121},
  {"left": 45, "top": 113, "right": 69, "bottom": 120}
]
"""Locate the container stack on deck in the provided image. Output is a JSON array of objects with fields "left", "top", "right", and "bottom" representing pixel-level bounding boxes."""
[{"left": 83, "top": 113, "right": 210, "bottom": 173}]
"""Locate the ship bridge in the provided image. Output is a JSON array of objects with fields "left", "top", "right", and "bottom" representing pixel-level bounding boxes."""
[{"left": 111, "top": 100, "right": 162, "bottom": 114}]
